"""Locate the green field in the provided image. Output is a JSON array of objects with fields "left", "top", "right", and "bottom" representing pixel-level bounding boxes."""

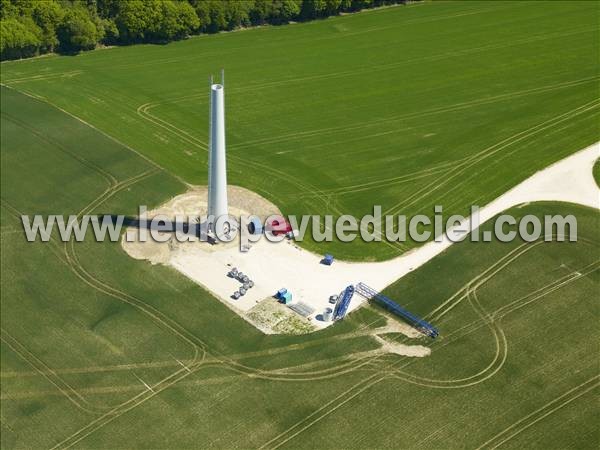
[
  {"left": 1, "top": 1, "right": 599, "bottom": 449},
  {"left": 1, "top": 0, "right": 598, "bottom": 259}
]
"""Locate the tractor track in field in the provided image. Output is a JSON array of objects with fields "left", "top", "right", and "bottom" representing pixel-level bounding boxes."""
[
  {"left": 0, "top": 315, "right": 385, "bottom": 380},
  {"left": 476, "top": 375, "right": 600, "bottom": 449},
  {"left": 294, "top": 158, "right": 468, "bottom": 199},
  {"left": 386, "top": 235, "right": 599, "bottom": 387},
  {"left": 384, "top": 99, "right": 600, "bottom": 217},
  {"left": 1, "top": 371, "right": 252, "bottom": 401},
  {"left": 136, "top": 75, "right": 599, "bottom": 162},
  {"left": 0, "top": 350, "right": 375, "bottom": 397},
  {"left": 1, "top": 71, "right": 83, "bottom": 85},
  {"left": 124, "top": 26, "right": 595, "bottom": 126},
  {"left": 391, "top": 259, "right": 599, "bottom": 389},
  {"left": 0, "top": 329, "right": 111, "bottom": 415},
  {"left": 227, "top": 76, "right": 599, "bottom": 152}
]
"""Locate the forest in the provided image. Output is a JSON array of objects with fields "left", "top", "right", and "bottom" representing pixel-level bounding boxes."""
[{"left": 0, "top": 0, "right": 410, "bottom": 60}]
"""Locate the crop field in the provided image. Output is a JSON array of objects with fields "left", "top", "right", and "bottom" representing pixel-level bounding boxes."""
[
  {"left": 1, "top": 1, "right": 599, "bottom": 449},
  {"left": 1, "top": 0, "right": 599, "bottom": 259}
]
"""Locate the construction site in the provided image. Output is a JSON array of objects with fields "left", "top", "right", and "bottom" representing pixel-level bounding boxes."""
[
  {"left": 121, "top": 70, "right": 598, "bottom": 338},
  {"left": 120, "top": 72, "right": 441, "bottom": 337}
]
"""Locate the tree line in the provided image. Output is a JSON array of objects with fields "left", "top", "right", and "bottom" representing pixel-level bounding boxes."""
[{"left": 0, "top": 0, "right": 412, "bottom": 61}]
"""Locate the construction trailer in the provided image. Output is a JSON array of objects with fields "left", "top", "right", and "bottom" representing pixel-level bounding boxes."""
[
  {"left": 333, "top": 285, "right": 355, "bottom": 321},
  {"left": 355, "top": 282, "right": 439, "bottom": 338}
]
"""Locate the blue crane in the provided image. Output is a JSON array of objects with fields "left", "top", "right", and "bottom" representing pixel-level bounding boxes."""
[{"left": 333, "top": 285, "right": 355, "bottom": 321}]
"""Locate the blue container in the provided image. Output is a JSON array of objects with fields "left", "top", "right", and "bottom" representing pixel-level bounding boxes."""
[
  {"left": 276, "top": 288, "right": 287, "bottom": 299},
  {"left": 322, "top": 254, "right": 334, "bottom": 265},
  {"left": 281, "top": 292, "right": 292, "bottom": 304}
]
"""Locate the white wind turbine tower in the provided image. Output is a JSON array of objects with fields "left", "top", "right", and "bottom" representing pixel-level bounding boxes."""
[{"left": 207, "top": 69, "right": 229, "bottom": 236}]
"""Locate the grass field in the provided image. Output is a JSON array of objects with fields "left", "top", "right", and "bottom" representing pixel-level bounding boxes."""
[
  {"left": 1, "top": 1, "right": 599, "bottom": 448},
  {"left": 1, "top": 0, "right": 598, "bottom": 259}
]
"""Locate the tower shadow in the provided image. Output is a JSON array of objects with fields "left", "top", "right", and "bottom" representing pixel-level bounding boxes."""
[{"left": 104, "top": 215, "right": 207, "bottom": 240}]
